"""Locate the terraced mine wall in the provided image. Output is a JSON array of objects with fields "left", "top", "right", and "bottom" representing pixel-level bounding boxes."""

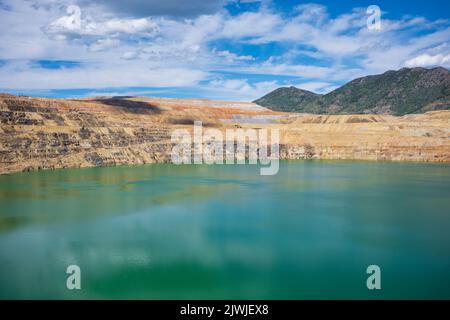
[
  {"left": 0, "top": 95, "right": 175, "bottom": 174},
  {"left": 0, "top": 94, "right": 449, "bottom": 174}
]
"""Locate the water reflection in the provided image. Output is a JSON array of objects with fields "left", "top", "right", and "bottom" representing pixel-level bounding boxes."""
[{"left": 0, "top": 161, "right": 449, "bottom": 299}]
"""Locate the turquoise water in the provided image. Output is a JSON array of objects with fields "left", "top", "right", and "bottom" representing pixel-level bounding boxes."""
[{"left": 0, "top": 161, "right": 449, "bottom": 299}]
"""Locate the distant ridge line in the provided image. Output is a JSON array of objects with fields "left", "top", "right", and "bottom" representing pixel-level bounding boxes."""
[{"left": 254, "top": 67, "right": 450, "bottom": 115}]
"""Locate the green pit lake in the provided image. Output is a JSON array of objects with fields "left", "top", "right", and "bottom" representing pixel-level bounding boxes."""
[{"left": 0, "top": 161, "right": 449, "bottom": 299}]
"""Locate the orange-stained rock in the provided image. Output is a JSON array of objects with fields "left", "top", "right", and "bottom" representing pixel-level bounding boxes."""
[{"left": 0, "top": 94, "right": 449, "bottom": 174}]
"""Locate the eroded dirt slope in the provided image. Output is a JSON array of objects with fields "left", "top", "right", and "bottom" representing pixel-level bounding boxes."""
[{"left": 0, "top": 94, "right": 449, "bottom": 174}]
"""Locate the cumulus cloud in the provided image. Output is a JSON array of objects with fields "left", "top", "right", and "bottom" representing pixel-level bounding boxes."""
[
  {"left": 44, "top": 5, "right": 160, "bottom": 37},
  {"left": 405, "top": 53, "right": 450, "bottom": 68}
]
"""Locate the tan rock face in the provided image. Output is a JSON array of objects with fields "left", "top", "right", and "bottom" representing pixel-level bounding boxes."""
[
  {"left": 0, "top": 94, "right": 449, "bottom": 174},
  {"left": 280, "top": 112, "right": 450, "bottom": 162}
]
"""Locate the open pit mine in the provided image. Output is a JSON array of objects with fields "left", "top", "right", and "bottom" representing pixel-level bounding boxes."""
[{"left": 0, "top": 93, "right": 449, "bottom": 174}]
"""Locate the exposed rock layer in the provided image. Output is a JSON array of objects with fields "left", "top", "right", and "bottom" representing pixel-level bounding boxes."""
[{"left": 0, "top": 94, "right": 449, "bottom": 174}]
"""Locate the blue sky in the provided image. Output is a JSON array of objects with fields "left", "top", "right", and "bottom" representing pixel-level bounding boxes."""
[{"left": 0, "top": 0, "right": 449, "bottom": 100}]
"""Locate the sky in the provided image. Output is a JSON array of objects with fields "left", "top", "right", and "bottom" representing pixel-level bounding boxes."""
[{"left": 0, "top": 0, "right": 449, "bottom": 101}]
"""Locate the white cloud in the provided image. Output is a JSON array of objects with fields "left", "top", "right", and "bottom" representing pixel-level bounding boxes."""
[
  {"left": 294, "top": 3, "right": 328, "bottom": 25},
  {"left": 405, "top": 53, "right": 450, "bottom": 68},
  {"left": 0, "top": 0, "right": 449, "bottom": 101},
  {"left": 121, "top": 51, "right": 139, "bottom": 60},
  {"left": 0, "top": 60, "right": 207, "bottom": 89},
  {"left": 403, "top": 43, "right": 450, "bottom": 68},
  {"left": 296, "top": 81, "right": 336, "bottom": 94},
  {"left": 44, "top": 6, "right": 160, "bottom": 37},
  {"left": 259, "top": 63, "right": 330, "bottom": 78},
  {"left": 222, "top": 11, "right": 281, "bottom": 39},
  {"left": 215, "top": 50, "right": 254, "bottom": 62},
  {"left": 205, "top": 79, "right": 279, "bottom": 101},
  {"left": 88, "top": 38, "right": 120, "bottom": 52}
]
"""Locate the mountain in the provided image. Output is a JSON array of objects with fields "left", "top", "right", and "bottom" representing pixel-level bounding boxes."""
[
  {"left": 253, "top": 86, "right": 321, "bottom": 112},
  {"left": 254, "top": 67, "right": 450, "bottom": 115}
]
